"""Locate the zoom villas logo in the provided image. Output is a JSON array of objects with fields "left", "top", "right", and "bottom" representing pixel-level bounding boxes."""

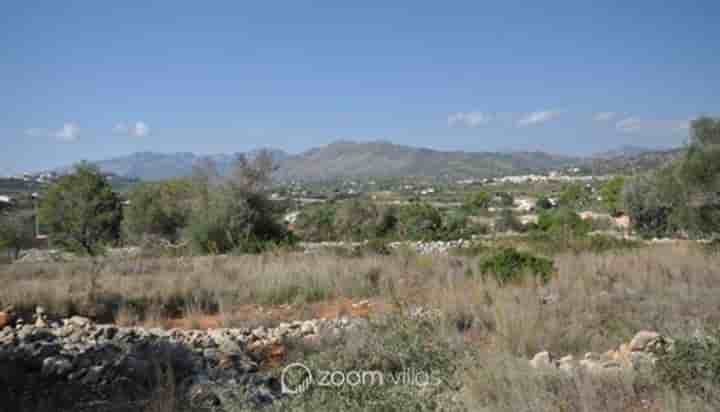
[{"left": 281, "top": 362, "right": 440, "bottom": 394}]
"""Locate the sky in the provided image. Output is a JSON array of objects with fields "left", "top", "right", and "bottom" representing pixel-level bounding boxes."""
[{"left": 2, "top": 1, "right": 719, "bottom": 175}]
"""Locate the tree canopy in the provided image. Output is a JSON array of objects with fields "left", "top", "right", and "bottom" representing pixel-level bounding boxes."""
[{"left": 39, "top": 163, "right": 123, "bottom": 255}]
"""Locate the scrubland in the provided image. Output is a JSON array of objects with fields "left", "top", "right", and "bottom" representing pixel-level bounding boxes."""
[{"left": 2, "top": 241, "right": 720, "bottom": 411}]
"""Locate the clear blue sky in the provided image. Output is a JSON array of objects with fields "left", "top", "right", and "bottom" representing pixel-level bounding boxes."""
[{"left": 2, "top": 1, "right": 719, "bottom": 174}]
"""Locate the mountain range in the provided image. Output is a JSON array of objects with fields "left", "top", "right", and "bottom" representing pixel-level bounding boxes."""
[{"left": 52, "top": 141, "right": 678, "bottom": 181}]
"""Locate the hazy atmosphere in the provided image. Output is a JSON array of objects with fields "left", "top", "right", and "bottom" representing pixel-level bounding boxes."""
[{"left": 2, "top": 2, "right": 719, "bottom": 174}]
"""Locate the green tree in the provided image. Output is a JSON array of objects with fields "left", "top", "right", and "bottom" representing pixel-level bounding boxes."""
[
  {"left": 0, "top": 212, "right": 35, "bottom": 260},
  {"left": 623, "top": 168, "right": 681, "bottom": 238},
  {"left": 123, "top": 179, "right": 195, "bottom": 243},
  {"left": 536, "top": 208, "right": 591, "bottom": 237},
  {"left": 334, "top": 200, "right": 381, "bottom": 241},
  {"left": 396, "top": 202, "right": 442, "bottom": 240},
  {"left": 559, "top": 183, "right": 587, "bottom": 209},
  {"left": 294, "top": 204, "right": 337, "bottom": 241},
  {"left": 675, "top": 117, "right": 720, "bottom": 238},
  {"left": 463, "top": 191, "right": 491, "bottom": 211},
  {"left": 599, "top": 176, "right": 626, "bottom": 215},
  {"left": 39, "top": 163, "right": 123, "bottom": 255},
  {"left": 186, "top": 154, "right": 288, "bottom": 254}
]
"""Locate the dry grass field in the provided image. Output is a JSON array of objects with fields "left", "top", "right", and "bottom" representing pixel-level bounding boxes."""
[{"left": 2, "top": 242, "right": 719, "bottom": 411}]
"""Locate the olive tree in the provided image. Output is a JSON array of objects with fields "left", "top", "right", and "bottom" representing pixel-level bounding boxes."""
[
  {"left": 186, "top": 151, "right": 287, "bottom": 254},
  {"left": 123, "top": 179, "right": 194, "bottom": 243},
  {"left": 39, "top": 163, "right": 123, "bottom": 255},
  {"left": 0, "top": 212, "right": 34, "bottom": 260}
]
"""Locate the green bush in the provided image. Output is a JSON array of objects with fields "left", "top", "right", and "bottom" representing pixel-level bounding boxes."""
[
  {"left": 656, "top": 330, "right": 720, "bottom": 401},
  {"left": 186, "top": 188, "right": 288, "bottom": 255},
  {"left": 123, "top": 179, "right": 194, "bottom": 243},
  {"left": 478, "top": 247, "right": 554, "bottom": 285},
  {"left": 396, "top": 202, "right": 442, "bottom": 241},
  {"left": 536, "top": 208, "right": 591, "bottom": 237},
  {"left": 266, "top": 317, "right": 462, "bottom": 412}
]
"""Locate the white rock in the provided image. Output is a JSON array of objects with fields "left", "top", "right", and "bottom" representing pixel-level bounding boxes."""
[
  {"left": 629, "top": 331, "right": 660, "bottom": 352},
  {"left": 530, "top": 351, "right": 552, "bottom": 369}
]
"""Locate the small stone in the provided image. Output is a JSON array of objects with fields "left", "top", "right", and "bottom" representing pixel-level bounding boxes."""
[
  {"left": 530, "top": 351, "right": 552, "bottom": 369},
  {"left": 352, "top": 300, "right": 370, "bottom": 309},
  {"left": 629, "top": 331, "right": 660, "bottom": 352},
  {"left": 35, "top": 317, "right": 48, "bottom": 328},
  {"left": 66, "top": 316, "right": 91, "bottom": 328},
  {"left": 300, "top": 321, "right": 315, "bottom": 335},
  {"left": 42, "top": 356, "right": 73, "bottom": 377}
]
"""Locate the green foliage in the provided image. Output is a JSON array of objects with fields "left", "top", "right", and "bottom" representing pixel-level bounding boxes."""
[
  {"left": 334, "top": 200, "right": 383, "bottom": 241},
  {"left": 624, "top": 118, "right": 720, "bottom": 239},
  {"left": 186, "top": 188, "right": 288, "bottom": 254},
  {"left": 494, "top": 192, "right": 514, "bottom": 207},
  {"left": 623, "top": 168, "right": 682, "bottom": 239},
  {"left": 185, "top": 154, "right": 289, "bottom": 254},
  {"left": 656, "top": 330, "right": 720, "bottom": 401},
  {"left": 123, "top": 179, "right": 194, "bottom": 243},
  {"left": 463, "top": 190, "right": 491, "bottom": 211},
  {"left": 559, "top": 183, "right": 588, "bottom": 209},
  {"left": 294, "top": 204, "right": 338, "bottom": 241},
  {"left": 599, "top": 176, "right": 625, "bottom": 215},
  {"left": 0, "top": 212, "right": 35, "bottom": 260},
  {"left": 39, "top": 163, "right": 123, "bottom": 256},
  {"left": 478, "top": 247, "right": 554, "bottom": 285},
  {"left": 536, "top": 208, "right": 591, "bottom": 237},
  {"left": 270, "top": 317, "right": 461, "bottom": 412},
  {"left": 396, "top": 202, "right": 443, "bottom": 241}
]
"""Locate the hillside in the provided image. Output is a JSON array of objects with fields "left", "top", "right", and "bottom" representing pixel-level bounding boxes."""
[
  {"left": 45, "top": 141, "right": 682, "bottom": 182},
  {"left": 587, "top": 147, "right": 685, "bottom": 175},
  {"left": 275, "top": 140, "right": 580, "bottom": 181},
  {"left": 56, "top": 149, "right": 288, "bottom": 181}
]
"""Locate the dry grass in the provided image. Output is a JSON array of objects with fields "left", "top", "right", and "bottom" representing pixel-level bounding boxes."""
[
  {"left": 2, "top": 244, "right": 719, "bottom": 346},
  {"left": 2, "top": 242, "right": 720, "bottom": 410}
]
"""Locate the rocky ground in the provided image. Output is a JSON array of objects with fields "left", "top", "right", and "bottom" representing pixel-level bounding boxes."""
[
  {"left": 0, "top": 300, "right": 682, "bottom": 412},
  {"left": 529, "top": 330, "right": 673, "bottom": 374},
  {"left": 0, "top": 307, "right": 364, "bottom": 412}
]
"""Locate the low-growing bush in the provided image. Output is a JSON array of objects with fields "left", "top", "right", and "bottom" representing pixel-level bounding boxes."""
[
  {"left": 656, "top": 330, "right": 720, "bottom": 402},
  {"left": 267, "top": 316, "right": 463, "bottom": 412},
  {"left": 478, "top": 247, "right": 554, "bottom": 285}
]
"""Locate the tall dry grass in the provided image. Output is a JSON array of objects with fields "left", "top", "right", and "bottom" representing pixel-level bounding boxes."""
[{"left": 1, "top": 244, "right": 718, "bottom": 351}]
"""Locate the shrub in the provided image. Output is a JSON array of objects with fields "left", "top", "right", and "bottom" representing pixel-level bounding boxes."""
[
  {"left": 294, "top": 204, "right": 338, "bottom": 241},
  {"left": 478, "top": 247, "right": 554, "bottom": 285},
  {"left": 269, "top": 316, "right": 462, "bottom": 412},
  {"left": 463, "top": 191, "right": 491, "bottom": 211},
  {"left": 186, "top": 190, "right": 288, "bottom": 254},
  {"left": 600, "top": 176, "right": 626, "bottom": 215},
  {"left": 536, "top": 208, "right": 591, "bottom": 237},
  {"left": 396, "top": 202, "right": 442, "bottom": 241},
  {"left": 656, "top": 330, "right": 720, "bottom": 401}
]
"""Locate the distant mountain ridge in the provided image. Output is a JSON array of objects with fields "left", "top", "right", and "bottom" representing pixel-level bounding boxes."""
[{"left": 50, "top": 141, "right": 677, "bottom": 181}]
